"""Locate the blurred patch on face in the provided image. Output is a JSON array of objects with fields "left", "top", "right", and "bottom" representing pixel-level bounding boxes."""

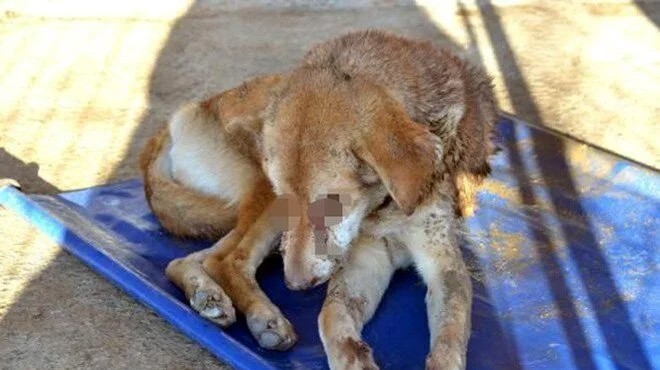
[
  {"left": 308, "top": 195, "right": 343, "bottom": 230},
  {"left": 271, "top": 191, "right": 353, "bottom": 256},
  {"left": 310, "top": 194, "right": 349, "bottom": 257},
  {"left": 272, "top": 193, "right": 352, "bottom": 230},
  {"left": 271, "top": 194, "right": 303, "bottom": 232}
]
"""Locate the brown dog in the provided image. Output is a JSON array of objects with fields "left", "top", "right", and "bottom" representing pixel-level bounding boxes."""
[{"left": 140, "top": 30, "right": 497, "bottom": 369}]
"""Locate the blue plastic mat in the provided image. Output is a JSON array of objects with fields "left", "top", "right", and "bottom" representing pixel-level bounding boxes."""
[{"left": 1, "top": 116, "right": 658, "bottom": 370}]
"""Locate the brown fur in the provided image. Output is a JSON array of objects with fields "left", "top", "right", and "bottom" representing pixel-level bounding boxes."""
[
  {"left": 352, "top": 90, "right": 441, "bottom": 216},
  {"left": 257, "top": 31, "right": 498, "bottom": 288},
  {"left": 301, "top": 30, "right": 498, "bottom": 217},
  {"left": 339, "top": 337, "right": 378, "bottom": 370},
  {"left": 260, "top": 31, "right": 495, "bottom": 368},
  {"left": 141, "top": 73, "right": 302, "bottom": 350},
  {"left": 202, "top": 74, "right": 288, "bottom": 164}
]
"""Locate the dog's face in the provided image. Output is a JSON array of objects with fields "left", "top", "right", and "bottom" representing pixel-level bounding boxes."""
[{"left": 263, "top": 69, "right": 441, "bottom": 289}]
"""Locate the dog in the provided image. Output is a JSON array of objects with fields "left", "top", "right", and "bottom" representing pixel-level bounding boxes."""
[{"left": 140, "top": 30, "right": 498, "bottom": 369}]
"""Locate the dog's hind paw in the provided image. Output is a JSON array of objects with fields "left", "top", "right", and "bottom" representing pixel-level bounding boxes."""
[{"left": 189, "top": 283, "right": 236, "bottom": 327}]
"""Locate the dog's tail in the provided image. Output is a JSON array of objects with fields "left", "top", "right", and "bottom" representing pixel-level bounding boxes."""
[{"left": 139, "top": 126, "right": 237, "bottom": 239}]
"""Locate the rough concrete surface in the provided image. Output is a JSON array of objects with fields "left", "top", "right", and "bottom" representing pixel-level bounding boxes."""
[{"left": 0, "top": 1, "right": 658, "bottom": 369}]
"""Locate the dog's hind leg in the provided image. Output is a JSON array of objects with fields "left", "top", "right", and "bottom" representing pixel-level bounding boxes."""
[
  {"left": 203, "top": 176, "right": 298, "bottom": 351},
  {"left": 404, "top": 203, "right": 472, "bottom": 370},
  {"left": 166, "top": 231, "right": 242, "bottom": 327},
  {"left": 167, "top": 173, "right": 278, "bottom": 329},
  {"left": 318, "top": 235, "right": 410, "bottom": 370}
]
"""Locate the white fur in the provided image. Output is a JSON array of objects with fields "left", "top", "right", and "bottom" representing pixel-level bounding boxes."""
[
  {"left": 311, "top": 257, "right": 334, "bottom": 280},
  {"left": 168, "top": 103, "right": 258, "bottom": 204},
  {"left": 328, "top": 203, "right": 366, "bottom": 250},
  {"left": 265, "top": 159, "right": 283, "bottom": 195},
  {"left": 152, "top": 138, "right": 174, "bottom": 179},
  {"left": 319, "top": 235, "right": 409, "bottom": 370}
]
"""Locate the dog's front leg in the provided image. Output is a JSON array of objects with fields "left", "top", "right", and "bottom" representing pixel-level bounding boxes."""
[
  {"left": 405, "top": 208, "right": 472, "bottom": 370},
  {"left": 319, "top": 235, "right": 409, "bottom": 370}
]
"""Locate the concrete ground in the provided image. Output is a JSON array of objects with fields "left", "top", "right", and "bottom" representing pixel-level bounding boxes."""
[{"left": 0, "top": 0, "right": 658, "bottom": 368}]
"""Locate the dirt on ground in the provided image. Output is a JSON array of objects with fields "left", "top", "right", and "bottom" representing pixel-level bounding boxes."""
[{"left": 0, "top": 1, "right": 658, "bottom": 368}]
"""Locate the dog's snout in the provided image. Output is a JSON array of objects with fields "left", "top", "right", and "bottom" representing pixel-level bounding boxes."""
[
  {"left": 285, "top": 275, "right": 319, "bottom": 291},
  {"left": 284, "top": 256, "right": 335, "bottom": 290},
  {"left": 280, "top": 199, "right": 343, "bottom": 291}
]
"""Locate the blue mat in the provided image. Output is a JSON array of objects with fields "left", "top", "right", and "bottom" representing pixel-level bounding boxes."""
[{"left": 1, "top": 117, "right": 658, "bottom": 370}]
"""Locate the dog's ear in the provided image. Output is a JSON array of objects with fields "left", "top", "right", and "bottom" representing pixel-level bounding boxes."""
[{"left": 354, "top": 114, "right": 440, "bottom": 216}]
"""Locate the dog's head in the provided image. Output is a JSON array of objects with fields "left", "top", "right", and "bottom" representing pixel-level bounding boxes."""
[{"left": 263, "top": 68, "right": 442, "bottom": 289}]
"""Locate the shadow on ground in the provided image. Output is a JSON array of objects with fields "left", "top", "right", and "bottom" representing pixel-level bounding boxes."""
[
  {"left": 0, "top": 148, "right": 60, "bottom": 193},
  {"left": 476, "top": 2, "right": 652, "bottom": 369},
  {"left": 635, "top": 0, "right": 660, "bottom": 28}
]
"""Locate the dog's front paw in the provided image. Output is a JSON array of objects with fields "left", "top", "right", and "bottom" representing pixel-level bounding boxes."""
[
  {"left": 328, "top": 337, "right": 379, "bottom": 370},
  {"left": 246, "top": 303, "right": 297, "bottom": 350},
  {"left": 425, "top": 345, "right": 466, "bottom": 370}
]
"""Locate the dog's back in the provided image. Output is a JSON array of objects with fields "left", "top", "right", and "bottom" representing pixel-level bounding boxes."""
[{"left": 302, "top": 30, "right": 498, "bottom": 216}]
